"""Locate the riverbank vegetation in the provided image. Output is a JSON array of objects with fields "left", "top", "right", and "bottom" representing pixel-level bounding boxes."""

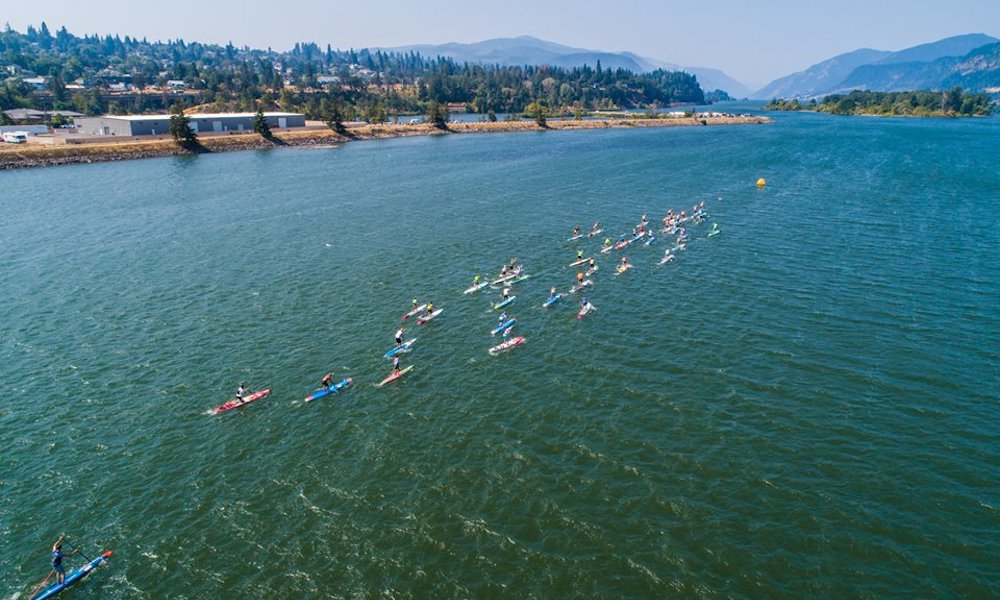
[
  {"left": 765, "top": 88, "right": 994, "bottom": 117},
  {"left": 1, "top": 24, "right": 706, "bottom": 124}
]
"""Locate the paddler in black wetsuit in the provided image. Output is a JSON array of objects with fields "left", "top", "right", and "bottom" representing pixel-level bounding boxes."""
[{"left": 51, "top": 536, "right": 78, "bottom": 585}]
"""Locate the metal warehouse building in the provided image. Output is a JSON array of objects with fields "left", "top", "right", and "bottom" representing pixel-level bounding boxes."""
[{"left": 73, "top": 112, "right": 306, "bottom": 137}]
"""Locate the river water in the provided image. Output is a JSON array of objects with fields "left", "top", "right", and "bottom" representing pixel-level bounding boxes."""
[{"left": 2, "top": 108, "right": 998, "bottom": 598}]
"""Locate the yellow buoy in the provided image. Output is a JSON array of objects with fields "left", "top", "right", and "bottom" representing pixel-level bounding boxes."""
[{"left": 756, "top": 178, "right": 766, "bottom": 187}]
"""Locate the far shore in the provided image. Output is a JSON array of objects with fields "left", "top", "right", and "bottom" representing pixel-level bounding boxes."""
[{"left": 0, "top": 116, "right": 771, "bottom": 170}]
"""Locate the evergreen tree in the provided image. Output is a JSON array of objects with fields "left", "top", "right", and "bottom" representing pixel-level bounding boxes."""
[
  {"left": 252, "top": 108, "right": 272, "bottom": 138},
  {"left": 169, "top": 104, "right": 197, "bottom": 146}
]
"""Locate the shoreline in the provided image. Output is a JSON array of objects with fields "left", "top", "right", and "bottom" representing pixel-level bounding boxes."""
[{"left": 0, "top": 116, "right": 770, "bottom": 170}]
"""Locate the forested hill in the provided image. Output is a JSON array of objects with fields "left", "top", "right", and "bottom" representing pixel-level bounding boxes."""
[{"left": 0, "top": 24, "right": 704, "bottom": 121}]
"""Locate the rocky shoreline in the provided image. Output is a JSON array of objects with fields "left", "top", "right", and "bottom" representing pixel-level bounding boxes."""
[{"left": 0, "top": 116, "right": 770, "bottom": 170}]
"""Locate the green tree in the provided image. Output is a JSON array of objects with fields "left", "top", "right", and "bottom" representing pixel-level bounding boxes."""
[
  {"left": 252, "top": 108, "right": 272, "bottom": 138},
  {"left": 426, "top": 100, "right": 448, "bottom": 129},
  {"left": 524, "top": 101, "right": 548, "bottom": 127},
  {"left": 169, "top": 104, "right": 197, "bottom": 147}
]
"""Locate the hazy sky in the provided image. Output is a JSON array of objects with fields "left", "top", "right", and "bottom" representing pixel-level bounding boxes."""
[{"left": 4, "top": 0, "right": 998, "bottom": 87}]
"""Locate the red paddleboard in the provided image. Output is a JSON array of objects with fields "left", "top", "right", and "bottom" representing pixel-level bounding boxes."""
[
  {"left": 212, "top": 388, "right": 271, "bottom": 414},
  {"left": 378, "top": 365, "right": 414, "bottom": 386},
  {"left": 489, "top": 336, "right": 525, "bottom": 355}
]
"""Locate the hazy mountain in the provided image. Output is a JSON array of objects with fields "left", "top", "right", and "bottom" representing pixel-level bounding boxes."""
[
  {"left": 387, "top": 36, "right": 646, "bottom": 71},
  {"left": 385, "top": 36, "right": 750, "bottom": 96},
  {"left": 754, "top": 48, "right": 892, "bottom": 99},
  {"left": 870, "top": 33, "right": 998, "bottom": 65},
  {"left": 834, "top": 42, "right": 1000, "bottom": 93},
  {"left": 754, "top": 34, "right": 999, "bottom": 99}
]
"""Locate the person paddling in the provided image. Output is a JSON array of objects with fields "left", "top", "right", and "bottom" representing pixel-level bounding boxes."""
[
  {"left": 321, "top": 373, "right": 333, "bottom": 388},
  {"left": 572, "top": 225, "right": 581, "bottom": 237},
  {"left": 395, "top": 327, "right": 405, "bottom": 346},
  {"left": 236, "top": 383, "right": 248, "bottom": 403},
  {"left": 392, "top": 356, "right": 401, "bottom": 375},
  {"left": 51, "top": 536, "right": 78, "bottom": 585}
]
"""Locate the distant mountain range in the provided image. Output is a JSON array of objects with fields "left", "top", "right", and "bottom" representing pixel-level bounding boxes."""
[
  {"left": 384, "top": 36, "right": 752, "bottom": 97},
  {"left": 755, "top": 34, "right": 1000, "bottom": 99}
]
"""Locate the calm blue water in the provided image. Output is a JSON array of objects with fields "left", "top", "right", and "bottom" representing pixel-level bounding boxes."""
[{"left": 2, "top": 110, "right": 998, "bottom": 599}]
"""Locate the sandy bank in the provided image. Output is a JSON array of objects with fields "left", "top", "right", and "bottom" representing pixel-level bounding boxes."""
[{"left": 0, "top": 116, "right": 770, "bottom": 170}]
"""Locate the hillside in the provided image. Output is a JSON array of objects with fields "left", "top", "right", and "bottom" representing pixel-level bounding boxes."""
[
  {"left": 755, "top": 34, "right": 999, "bottom": 98},
  {"left": 834, "top": 42, "right": 1000, "bottom": 94},
  {"left": 387, "top": 36, "right": 750, "bottom": 96}
]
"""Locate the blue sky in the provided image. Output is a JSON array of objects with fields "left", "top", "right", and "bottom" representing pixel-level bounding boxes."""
[{"left": 4, "top": 0, "right": 997, "bottom": 87}]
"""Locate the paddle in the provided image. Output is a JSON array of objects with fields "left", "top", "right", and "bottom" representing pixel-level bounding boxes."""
[
  {"left": 63, "top": 536, "right": 92, "bottom": 562},
  {"left": 27, "top": 569, "right": 55, "bottom": 599}
]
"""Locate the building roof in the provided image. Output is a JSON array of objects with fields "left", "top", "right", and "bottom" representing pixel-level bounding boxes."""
[
  {"left": 4, "top": 108, "right": 84, "bottom": 118},
  {"left": 92, "top": 112, "right": 303, "bottom": 122}
]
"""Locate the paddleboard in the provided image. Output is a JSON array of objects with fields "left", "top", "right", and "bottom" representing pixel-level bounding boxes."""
[
  {"left": 212, "top": 388, "right": 271, "bottom": 414},
  {"left": 492, "top": 318, "right": 516, "bottom": 336},
  {"left": 417, "top": 308, "right": 443, "bottom": 324},
  {"left": 402, "top": 304, "right": 427, "bottom": 320},
  {"left": 384, "top": 338, "right": 417, "bottom": 359},
  {"left": 378, "top": 365, "right": 413, "bottom": 386},
  {"left": 489, "top": 336, "right": 525, "bottom": 355},
  {"left": 305, "top": 378, "right": 352, "bottom": 402},
  {"left": 463, "top": 281, "right": 489, "bottom": 294},
  {"left": 542, "top": 293, "right": 563, "bottom": 307},
  {"left": 494, "top": 296, "right": 516, "bottom": 310}
]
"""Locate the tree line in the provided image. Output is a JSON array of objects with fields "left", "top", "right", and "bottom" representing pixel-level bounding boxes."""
[
  {"left": 1, "top": 24, "right": 705, "bottom": 122},
  {"left": 764, "top": 88, "right": 994, "bottom": 117}
]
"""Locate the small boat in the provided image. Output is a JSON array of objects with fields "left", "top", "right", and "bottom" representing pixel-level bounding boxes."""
[
  {"left": 613, "top": 239, "right": 631, "bottom": 251},
  {"left": 584, "top": 265, "right": 599, "bottom": 276},
  {"left": 569, "top": 257, "right": 591, "bottom": 267},
  {"left": 305, "top": 378, "right": 352, "bottom": 402},
  {"left": 577, "top": 303, "right": 595, "bottom": 319},
  {"left": 600, "top": 244, "right": 614, "bottom": 254},
  {"left": 384, "top": 338, "right": 417, "bottom": 359},
  {"left": 644, "top": 236, "right": 656, "bottom": 246},
  {"left": 489, "top": 336, "right": 525, "bottom": 355},
  {"left": 505, "top": 273, "right": 530, "bottom": 285},
  {"left": 402, "top": 304, "right": 427, "bottom": 320},
  {"left": 463, "top": 281, "right": 489, "bottom": 294},
  {"left": 494, "top": 296, "right": 516, "bottom": 310},
  {"left": 542, "top": 293, "right": 563, "bottom": 308},
  {"left": 615, "top": 263, "right": 633, "bottom": 275},
  {"left": 566, "top": 233, "right": 584, "bottom": 242},
  {"left": 587, "top": 228, "right": 604, "bottom": 237},
  {"left": 659, "top": 254, "right": 675, "bottom": 265},
  {"left": 378, "top": 365, "right": 414, "bottom": 386},
  {"left": 568, "top": 280, "right": 593, "bottom": 294},
  {"left": 492, "top": 318, "right": 516, "bottom": 336},
  {"left": 30, "top": 551, "right": 113, "bottom": 600},
  {"left": 417, "top": 308, "right": 443, "bottom": 324},
  {"left": 707, "top": 224, "right": 720, "bottom": 237},
  {"left": 212, "top": 388, "right": 271, "bottom": 414}
]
